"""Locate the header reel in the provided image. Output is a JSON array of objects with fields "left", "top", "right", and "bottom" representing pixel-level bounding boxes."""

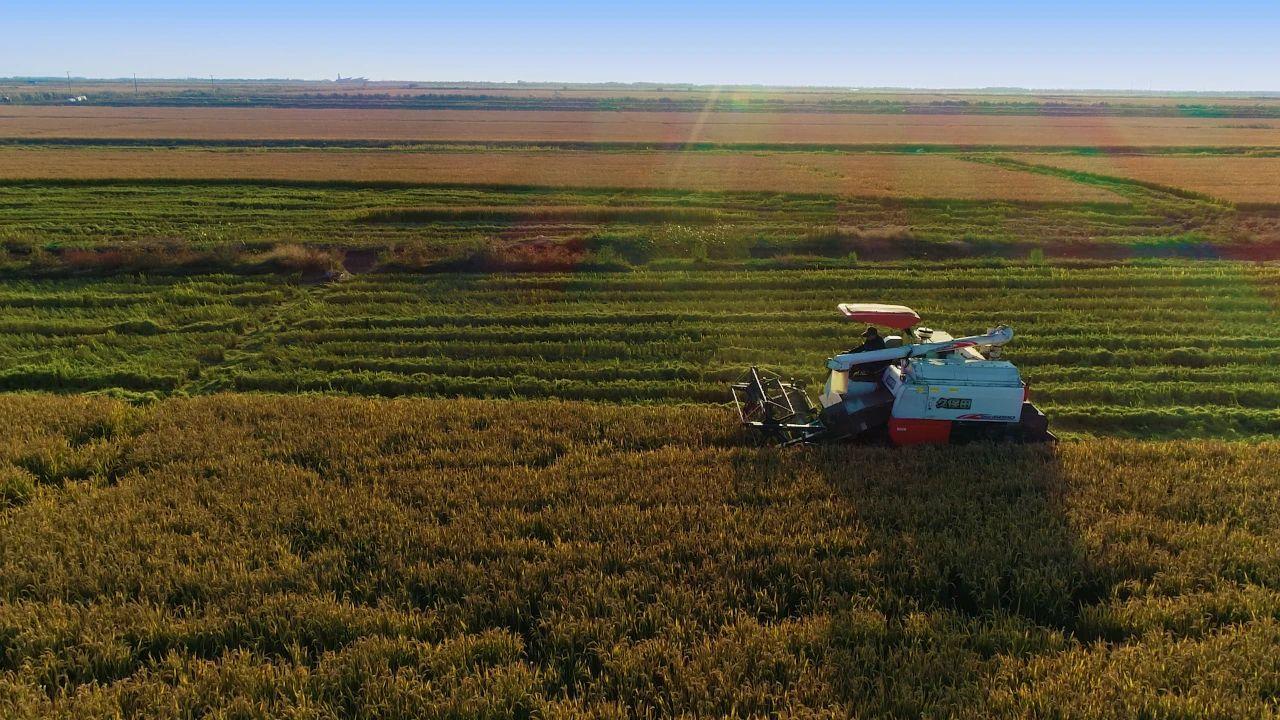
[{"left": 729, "top": 366, "right": 828, "bottom": 446}]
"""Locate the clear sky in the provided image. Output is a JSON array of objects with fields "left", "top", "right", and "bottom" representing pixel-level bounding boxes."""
[{"left": 4, "top": 1, "right": 1277, "bottom": 90}]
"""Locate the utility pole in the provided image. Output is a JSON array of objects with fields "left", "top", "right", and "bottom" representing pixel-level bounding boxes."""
[
  {"left": 133, "top": 73, "right": 139, "bottom": 96},
  {"left": 65, "top": 71, "right": 72, "bottom": 95}
]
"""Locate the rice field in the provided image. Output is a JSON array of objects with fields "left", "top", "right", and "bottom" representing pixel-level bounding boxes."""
[
  {"left": 4, "top": 91, "right": 1280, "bottom": 718},
  {"left": 1, "top": 178, "right": 1204, "bottom": 262},
  {"left": 1, "top": 262, "right": 1277, "bottom": 439},
  {"left": 1015, "top": 153, "right": 1280, "bottom": 205},
  {"left": 4, "top": 106, "right": 1280, "bottom": 146},
  {"left": 0, "top": 148, "right": 1124, "bottom": 202},
  {"left": 2, "top": 394, "right": 1279, "bottom": 717}
]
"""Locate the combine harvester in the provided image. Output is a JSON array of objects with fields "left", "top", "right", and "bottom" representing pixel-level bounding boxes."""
[{"left": 731, "top": 303, "right": 1055, "bottom": 446}]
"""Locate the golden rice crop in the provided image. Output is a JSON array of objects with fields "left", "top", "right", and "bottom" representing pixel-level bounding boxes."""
[
  {"left": 0, "top": 148, "right": 1123, "bottom": 202},
  {"left": 1, "top": 394, "right": 1278, "bottom": 718},
  {"left": 1014, "top": 153, "right": 1280, "bottom": 204},
  {"left": 3, "top": 106, "right": 1279, "bottom": 146}
]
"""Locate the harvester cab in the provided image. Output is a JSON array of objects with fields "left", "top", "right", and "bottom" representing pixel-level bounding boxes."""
[{"left": 730, "top": 303, "right": 1055, "bottom": 446}]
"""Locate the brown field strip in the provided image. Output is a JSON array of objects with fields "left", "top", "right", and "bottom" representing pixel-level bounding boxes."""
[
  {"left": 2, "top": 107, "right": 1279, "bottom": 146},
  {"left": 0, "top": 147, "right": 1122, "bottom": 201},
  {"left": 1014, "top": 154, "right": 1280, "bottom": 204}
]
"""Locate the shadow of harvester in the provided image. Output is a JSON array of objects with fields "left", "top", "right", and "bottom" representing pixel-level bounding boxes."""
[
  {"left": 800, "top": 442, "right": 1102, "bottom": 715},
  {"left": 818, "top": 442, "right": 1095, "bottom": 627}
]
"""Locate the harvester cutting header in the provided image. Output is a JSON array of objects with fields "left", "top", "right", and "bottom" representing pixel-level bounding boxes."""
[{"left": 731, "top": 303, "right": 1055, "bottom": 446}]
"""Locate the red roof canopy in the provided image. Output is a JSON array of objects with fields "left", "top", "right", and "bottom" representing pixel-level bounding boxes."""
[{"left": 837, "top": 303, "right": 921, "bottom": 330}]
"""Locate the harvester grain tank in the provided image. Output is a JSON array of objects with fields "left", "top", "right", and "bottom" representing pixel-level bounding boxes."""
[{"left": 731, "top": 303, "right": 1054, "bottom": 446}]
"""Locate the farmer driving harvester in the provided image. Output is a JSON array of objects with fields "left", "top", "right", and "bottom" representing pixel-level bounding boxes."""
[
  {"left": 845, "top": 326, "right": 886, "bottom": 355},
  {"left": 844, "top": 326, "right": 888, "bottom": 377}
]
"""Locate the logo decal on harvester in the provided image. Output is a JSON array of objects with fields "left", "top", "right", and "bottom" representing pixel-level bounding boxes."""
[
  {"left": 958, "top": 413, "right": 1018, "bottom": 421},
  {"left": 935, "top": 397, "right": 972, "bottom": 410}
]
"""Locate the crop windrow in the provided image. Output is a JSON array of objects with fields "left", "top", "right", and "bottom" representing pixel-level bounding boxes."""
[{"left": 1, "top": 262, "right": 1276, "bottom": 439}]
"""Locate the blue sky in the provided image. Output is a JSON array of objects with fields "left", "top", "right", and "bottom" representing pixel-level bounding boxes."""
[{"left": 4, "top": 1, "right": 1277, "bottom": 90}]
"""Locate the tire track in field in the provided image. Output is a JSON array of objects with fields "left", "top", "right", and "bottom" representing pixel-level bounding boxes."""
[
  {"left": 965, "top": 154, "right": 1230, "bottom": 207},
  {"left": 960, "top": 154, "right": 1242, "bottom": 245},
  {"left": 179, "top": 279, "right": 332, "bottom": 394}
]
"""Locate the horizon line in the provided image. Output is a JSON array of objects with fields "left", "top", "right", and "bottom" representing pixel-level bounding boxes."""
[{"left": 4, "top": 77, "right": 1279, "bottom": 96}]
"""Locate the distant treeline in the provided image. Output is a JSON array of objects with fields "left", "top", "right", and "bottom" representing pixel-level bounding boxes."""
[{"left": 6, "top": 90, "right": 1280, "bottom": 117}]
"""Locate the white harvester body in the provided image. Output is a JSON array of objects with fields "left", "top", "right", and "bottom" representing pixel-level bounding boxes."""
[{"left": 731, "top": 303, "right": 1054, "bottom": 446}]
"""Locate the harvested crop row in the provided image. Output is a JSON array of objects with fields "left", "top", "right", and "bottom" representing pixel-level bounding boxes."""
[
  {"left": 0, "top": 181, "right": 1222, "bottom": 260},
  {"left": 0, "top": 262, "right": 1274, "bottom": 438}
]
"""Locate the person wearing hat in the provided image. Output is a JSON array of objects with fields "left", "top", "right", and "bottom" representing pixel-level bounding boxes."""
[
  {"left": 845, "top": 326, "right": 886, "bottom": 355},
  {"left": 843, "top": 326, "right": 888, "bottom": 378}
]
